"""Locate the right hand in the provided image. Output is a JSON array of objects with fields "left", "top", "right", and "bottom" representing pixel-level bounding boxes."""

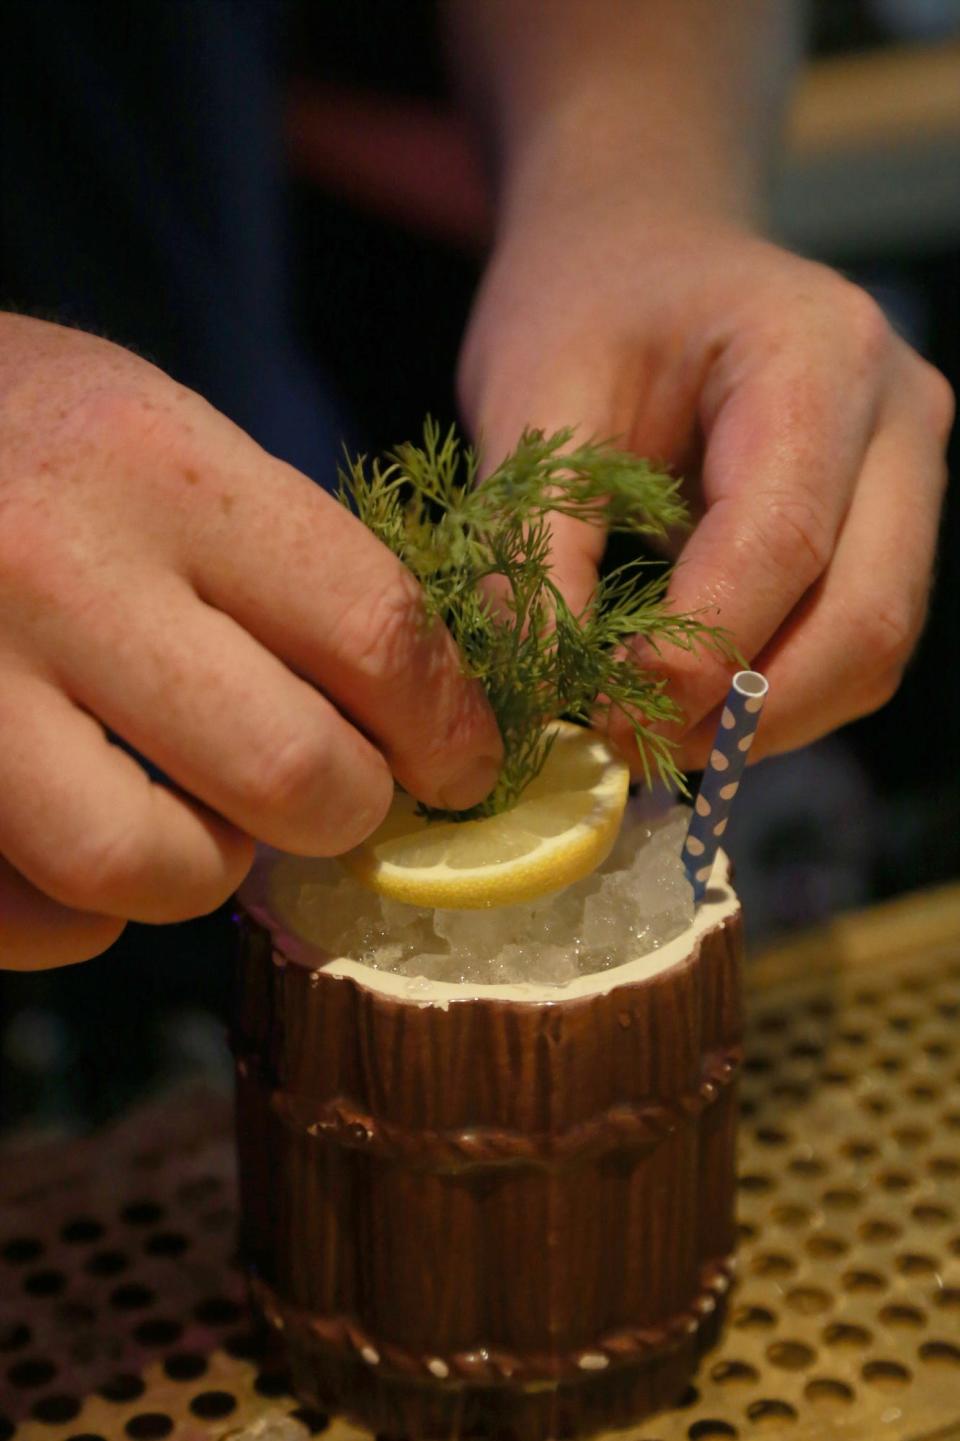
[{"left": 0, "top": 317, "right": 502, "bottom": 969}]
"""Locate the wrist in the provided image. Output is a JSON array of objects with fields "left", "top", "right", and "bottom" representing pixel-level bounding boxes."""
[
  {"left": 492, "top": 90, "right": 764, "bottom": 247},
  {"left": 490, "top": 145, "right": 759, "bottom": 284}
]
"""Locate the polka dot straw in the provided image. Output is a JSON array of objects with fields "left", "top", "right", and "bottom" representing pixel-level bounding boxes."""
[{"left": 683, "top": 671, "right": 769, "bottom": 902}]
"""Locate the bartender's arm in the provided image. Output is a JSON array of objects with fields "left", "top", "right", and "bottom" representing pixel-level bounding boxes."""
[
  {"left": 448, "top": 0, "right": 954, "bottom": 766},
  {"left": 0, "top": 316, "right": 501, "bottom": 968}
]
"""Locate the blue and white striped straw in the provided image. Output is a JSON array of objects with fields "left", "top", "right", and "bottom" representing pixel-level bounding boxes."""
[{"left": 683, "top": 670, "right": 769, "bottom": 902}]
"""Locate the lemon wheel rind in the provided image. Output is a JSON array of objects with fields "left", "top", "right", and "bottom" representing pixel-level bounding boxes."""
[
  {"left": 339, "top": 723, "right": 630, "bottom": 910},
  {"left": 341, "top": 800, "right": 624, "bottom": 908}
]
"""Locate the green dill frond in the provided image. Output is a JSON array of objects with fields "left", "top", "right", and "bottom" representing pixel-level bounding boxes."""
[
  {"left": 337, "top": 420, "right": 734, "bottom": 817},
  {"left": 476, "top": 426, "right": 688, "bottom": 538}
]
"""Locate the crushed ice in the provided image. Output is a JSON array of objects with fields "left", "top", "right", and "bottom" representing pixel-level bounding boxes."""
[{"left": 279, "top": 798, "right": 695, "bottom": 988}]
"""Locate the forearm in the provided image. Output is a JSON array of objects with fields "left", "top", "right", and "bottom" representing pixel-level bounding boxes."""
[{"left": 445, "top": 0, "right": 805, "bottom": 232}]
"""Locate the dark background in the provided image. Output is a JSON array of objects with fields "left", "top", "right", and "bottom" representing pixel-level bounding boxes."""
[{"left": 1, "top": 0, "right": 957, "bottom": 1138}]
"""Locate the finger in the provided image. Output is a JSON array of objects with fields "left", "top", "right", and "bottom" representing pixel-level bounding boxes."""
[
  {"left": 677, "top": 371, "right": 950, "bottom": 767},
  {"left": 468, "top": 365, "right": 614, "bottom": 620},
  {"left": 0, "top": 666, "right": 254, "bottom": 923},
  {"left": 626, "top": 352, "right": 883, "bottom": 739},
  {"left": 480, "top": 508, "right": 605, "bottom": 627},
  {"left": 178, "top": 458, "right": 503, "bottom": 811},
  {"left": 0, "top": 855, "right": 125, "bottom": 970},
  {"left": 44, "top": 573, "right": 395, "bottom": 856},
  {"left": 542, "top": 511, "right": 607, "bottom": 618},
  {"left": 466, "top": 341, "right": 705, "bottom": 620}
]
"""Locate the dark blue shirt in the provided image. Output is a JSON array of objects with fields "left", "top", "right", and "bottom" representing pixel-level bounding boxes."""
[{"left": 2, "top": 0, "right": 341, "bottom": 484}]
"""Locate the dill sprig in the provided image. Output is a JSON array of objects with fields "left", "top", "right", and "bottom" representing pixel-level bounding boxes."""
[{"left": 338, "top": 420, "right": 734, "bottom": 818}]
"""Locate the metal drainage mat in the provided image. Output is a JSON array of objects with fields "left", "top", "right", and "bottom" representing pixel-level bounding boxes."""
[{"left": 1, "top": 895, "right": 959, "bottom": 1441}]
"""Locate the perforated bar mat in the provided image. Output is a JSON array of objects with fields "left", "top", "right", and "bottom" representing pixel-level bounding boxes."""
[{"left": 2, "top": 901, "right": 959, "bottom": 1441}]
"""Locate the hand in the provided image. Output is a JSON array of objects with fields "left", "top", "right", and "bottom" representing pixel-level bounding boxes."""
[
  {"left": 459, "top": 210, "right": 954, "bottom": 769},
  {"left": 0, "top": 318, "right": 502, "bottom": 969}
]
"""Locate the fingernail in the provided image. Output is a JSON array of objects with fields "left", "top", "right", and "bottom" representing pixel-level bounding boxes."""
[{"left": 438, "top": 754, "right": 502, "bottom": 812}]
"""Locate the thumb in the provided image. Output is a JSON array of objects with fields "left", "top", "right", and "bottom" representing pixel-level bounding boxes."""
[
  {"left": 544, "top": 510, "right": 606, "bottom": 619},
  {"left": 470, "top": 402, "right": 609, "bottom": 621}
]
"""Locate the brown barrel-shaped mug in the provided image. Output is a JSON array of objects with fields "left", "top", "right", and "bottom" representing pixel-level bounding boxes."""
[{"left": 233, "top": 853, "right": 742, "bottom": 1440}]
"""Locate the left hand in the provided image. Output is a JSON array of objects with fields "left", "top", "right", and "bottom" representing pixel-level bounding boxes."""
[{"left": 458, "top": 208, "right": 954, "bottom": 770}]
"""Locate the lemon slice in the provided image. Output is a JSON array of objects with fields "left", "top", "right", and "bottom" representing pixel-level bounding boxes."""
[{"left": 340, "top": 721, "right": 629, "bottom": 909}]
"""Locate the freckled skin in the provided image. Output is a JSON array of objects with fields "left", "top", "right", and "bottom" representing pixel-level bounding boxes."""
[{"left": 0, "top": 316, "right": 502, "bottom": 968}]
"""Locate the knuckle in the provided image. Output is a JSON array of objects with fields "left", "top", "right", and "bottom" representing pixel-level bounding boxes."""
[
  {"left": 245, "top": 727, "right": 392, "bottom": 853},
  {"left": 919, "top": 363, "right": 956, "bottom": 442},
  {"left": 837, "top": 283, "right": 890, "bottom": 364},
  {"left": 242, "top": 729, "right": 327, "bottom": 818},
  {"left": 348, "top": 575, "right": 426, "bottom": 683},
  {"left": 758, "top": 492, "right": 832, "bottom": 585},
  {"left": 43, "top": 820, "right": 148, "bottom": 912},
  {"left": 69, "top": 384, "right": 171, "bottom": 454},
  {"left": 418, "top": 670, "right": 494, "bottom": 773},
  {"left": 859, "top": 602, "right": 920, "bottom": 705}
]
